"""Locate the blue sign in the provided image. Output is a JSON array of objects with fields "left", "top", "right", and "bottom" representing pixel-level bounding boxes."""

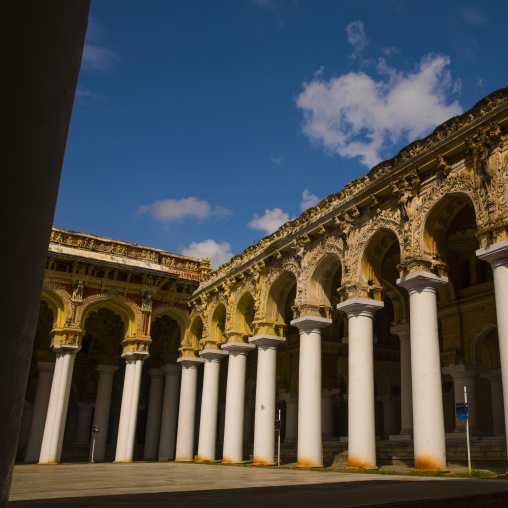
[{"left": 455, "top": 403, "right": 468, "bottom": 420}]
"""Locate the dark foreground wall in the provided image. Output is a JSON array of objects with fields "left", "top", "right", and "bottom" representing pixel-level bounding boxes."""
[{"left": 0, "top": 1, "right": 90, "bottom": 505}]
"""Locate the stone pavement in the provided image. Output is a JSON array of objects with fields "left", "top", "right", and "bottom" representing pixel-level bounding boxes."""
[{"left": 9, "top": 462, "right": 508, "bottom": 507}]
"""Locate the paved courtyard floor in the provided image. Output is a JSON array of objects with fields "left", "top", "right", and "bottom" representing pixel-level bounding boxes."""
[{"left": 9, "top": 462, "right": 508, "bottom": 507}]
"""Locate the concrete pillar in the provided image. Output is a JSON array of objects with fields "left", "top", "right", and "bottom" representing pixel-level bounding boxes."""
[
  {"left": 398, "top": 271, "right": 448, "bottom": 471},
  {"left": 279, "top": 393, "right": 298, "bottom": 442},
  {"left": 390, "top": 321, "right": 413, "bottom": 440},
  {"left": 481, "top": 369, "right": 505, "bottom": 436},
  {"left": 249, "top": 334, "right": 285, "bottom": 465},
  {"left": 24, "top": 362, "right": 54, "bottom": 462},
  {"left": 91, "top": 365, "right": 118, "bottom": 461},
  {"left": 39, "top": 344, "right": 80, "bottom": 464},
  {"left": 196, "top": 349, "right": 228, "bottom": 462},
  {"left": 442, "top": 364, "right": 484, "bottom": 434},
  {"left": 337, "top": 298, "right": 383, "bottom": 470},
  {"left": 243, "top": 402, "right": 255, "bottom": 444},
  {"left": 143, "top": 368, "right": 165, "bottom": 460},
  {"left": 477, "top": 241, "right": 508, "bottom": 439},
  {"left": 291, "top": 315, "right": 332, "bottom": 467},
  {"left": 175, "top": 357, "right": 204, "bottom": 461},
  {"left": 377, "top": 395, "right": 398, "bottom": 440},
  {"left": 221, "top": 342, "right": 255, "bottom": 463},
  {"left": 74, "top": 403, "right": 94, "bottom": 445},
  {"left": 158, "top": 363, "right": 181, "bottom": 461},
  {"left": 114, "top": 352, "right": 147, "bottom": 462},
  {"left": 19, "top": 402, "right": 33, "bottom": 445},
  {"left": 322, "top": 389, "right": 340, "bottom": 440}
]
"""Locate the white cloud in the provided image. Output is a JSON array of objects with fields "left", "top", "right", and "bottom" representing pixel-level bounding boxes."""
[
  {"left": 181, "top": 240, "right": 233, "bottom": 270},
  {"left": 300, "top": 189, "right": 319, "bottom": 211},
  {"left": 248, "top": 208, "right": 290, "bottom": 235},
  {"left": 81, "top": 16, "right": 118, "bottom": 71},
  {"left": 345, "top": 20, "right": 368, "bottom": 58},
  {"left": 296, "top": 51, "right": 463, "bottom": 168},
  {"left": 270, "top": 157, "right": 284, "bottom": 165},
  {"left": 138, "top": 197, "right": 231, "bottom": 222}
]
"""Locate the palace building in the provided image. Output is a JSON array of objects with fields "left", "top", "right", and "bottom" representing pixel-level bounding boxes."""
[{"left": 19, "top": 88, "right": 508, "bottom": 471}]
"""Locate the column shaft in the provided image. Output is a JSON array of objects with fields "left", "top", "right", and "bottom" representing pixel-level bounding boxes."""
[
  {"left": 175, "top": 358, "right": 204, "bottom": 461},
  {"left": 39, "top": 346, "right": 80, "bottom": 464},
  {"left": 143, "top": 368, "right": 165, "bottom": 460},
  {"left": 280, "top": 393, "right": 297, "bottom": 442},
  {"left": 158, "top": 363, "right": 181, "bottom": 461},
  {"left": 481, "top": 369, "right": 505, "bottom": 436}
]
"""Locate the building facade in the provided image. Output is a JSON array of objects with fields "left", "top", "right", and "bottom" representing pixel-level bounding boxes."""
[{"left": 20, "top": 88, "right": 508, "bottom": 471}]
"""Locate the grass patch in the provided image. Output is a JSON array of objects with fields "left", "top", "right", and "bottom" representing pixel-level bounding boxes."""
[{"left": 455, "top": 469, "right": 497, "bottom": 479}]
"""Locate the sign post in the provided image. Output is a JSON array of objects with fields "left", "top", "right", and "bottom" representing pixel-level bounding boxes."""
[
  {"left": 274, "top": 410, "right": 282, "bottom": 468},
  {"left": 455, "top": 388, "right": 471, "bottom": 474},
  {"left": 90, "top": 424, "right": 99, "bottom": 463}
]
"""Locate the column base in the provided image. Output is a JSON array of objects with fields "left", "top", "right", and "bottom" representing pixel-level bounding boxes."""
[
  {"left": 194, "top": 455, "right": 216, "bottom": 463},
  {"left": 174, "top": 458, "right": 193, "bottom": 462},
  {"left": 252, "top": 459, "right": 275, "bottom": 466},
  {"left": 297, "top": 460, "right": 324, "bottom": 468},
  {"left": 37, "top": 461, "right": 60, "bottom": 465},
  {"left": 113, "top": 460, "right": 134, "bottom": 463},
  {"left": 222, "top": 459, "right": 249, "bottom": 465}
]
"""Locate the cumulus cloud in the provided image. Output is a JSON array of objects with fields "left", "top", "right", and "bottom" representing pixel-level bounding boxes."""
[
  {"left": 248, "top": 208, "right": 290, "bottom": 235},
  {"left": 138, "top": 197, "right": 231, "bottom": 222},
  {"left": 300, "top": 189, "right": 319, "bottom": 211},
  {"left": 296, "top": 50, "right": 463, "bottom": 168},
  {"left": 181, "top": 240, "right": 233, "bottom": 270},
  {"left": 345, "top": 20, "right": 368, "bottom": 58}
]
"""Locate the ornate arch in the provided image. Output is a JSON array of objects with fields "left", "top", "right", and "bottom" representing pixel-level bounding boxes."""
[
  {"left": 41, "top": 282, "right": 73, "bottom": 328},
  {"left": 465, "top": 322, "right": 498, "bottom": 368},
  {"left": 76, "top": 294, "right": 141, "bottom": 338},
  {"left": 151, "top": 305, "right": 190, "bottom": 343}
]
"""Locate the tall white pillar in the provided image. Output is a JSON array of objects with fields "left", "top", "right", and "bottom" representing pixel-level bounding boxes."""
[
  {"left": 377, "top": 395, "right": 398, "bottom": 439},
  {"left": 291, "top": 316, "right": 331, "bottom": 467},
  {"left": 196, "top": 349, "right": 228, "bottom": 462},
  {"left": 337, "top": 298, "right": 383, "bottom": 470},
  {"left": 143, "top": 368, "right": 165, "bottom": 460},
  {"left": 477, "top": 240, "right": 508, "bottom": 439},
  {"left": 74, "top": 403, "right": 94, "bottom": 444},
  {"left": 114, "top": 351, "right": 147, "bottom": 463},
  {"left": 481, "top": 369, "right": 505, "bottom": 436},
  {"left": 398, "top": 271, "right": 448, "bottom": 471},
  {"left": 91, "top": 364, "right": 118, "bottom": 461},
  {"left": 158, "top": 363, "right": 181, "bottom": 461},
  {"left": 39, "top": 345, "right": 80, "bottom": 464},
  {"left": 279, "top": 393, "right": 297, "bottom": 442},
  {"left": 221, "top": 342, "right": 255, "bottom": 463},
  {"left": 442, "top": 364, "right": 484, "bottom": 434},
  {"left": 175, "top": 357, "right": 204, "bottom": 461},
  {"left": 249, "top": 334, "right": 285, "bottom": 465},
  {"left": 322, "top": 389, "right": 340, "bottom": 440},
  {"left": 390, "top": 321, "right": 413, "bottom": 440},
  {"left": 25, "top": 362, "right": 54, "bottom": 463}
]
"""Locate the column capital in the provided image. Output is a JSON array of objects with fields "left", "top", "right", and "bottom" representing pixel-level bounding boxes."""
[
  {"left": 336, "top": 297, "right": 383, "bottom": 317},
  {"left": 51, "top": 344, "right": 81, "bottom": 356},
  {"left": 177, "top": 356, "right": 204, "bottom": 368},
  {"left": 390, "top": 320, "right": 410, "bottom": 339},
  {"left": 290, "top": 315, "right": 332, "bottom": 333},
  {"left": 121, "top": 351, "right": 149, "bottom": 362},
  {"left": 442, "top": 363, "right": 485, "bottom": 378},
  {"left": 96, "top": 364, "right": 119, "bottom": 374},
  {"left": 162, "top": 363, "right": 181, "bottom": 376},
  {"left": 249, "top": 334, "right": 286, "bottom": 349},
  {"left": 476, "top": 240, "right": 508, "bottom": 267},
  {"left": 199, "top": 348, "right": 228, "bottom": 362},
  {"left": 147, "top": 368, "right": 164, "bottom": 378},
  {"left": 480, "top": 368, "right": 502, "bottom": 382},
  {"left": 221, "top": 342, "right": 256, "bottom": 355},
  {"left": 397, "top": 271, "right": 448, "bottom": 293}
]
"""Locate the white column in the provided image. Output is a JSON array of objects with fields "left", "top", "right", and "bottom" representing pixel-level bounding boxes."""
[
  {"left": 143, "top": 368, "right": 165, "bottom": 460},
  {"left": 279, "top": 393, "right": 297, "bottom": 442},
  {"left": 175, "top": 357, "right": 204, "bottom": 461},
  {"left": 249, "top": 334, "right": 285, "bottom": 465},
  {"left": 481, "top": 369, "right": 505, "bottom": 436},
  {"left": 337, "top": 298, "right": 383, "bottom": 470},
  {"left": 221, "top": 342, "right": 255, "bottom": 463},
  {"left": 442, "top": 364, "right": 484, "bottom": 434},
  {"left": 322, "top": 389, "right": 340, "bottom": 440},
  {"left": 114, "top": 351, "right": 148, "bottom": 462},
  {"left": 196, "top": 349, "right": 228, "bottom": 462},
  {"left": 158, "top": 363, "right": 181, "bottom": 461},
  {"left": 291, "top": 315, "right": 331, "bottom": 467},
  {"left": 477, "top": 240, "right": 508, "bottom": 439},
  {"left": 24, "top": 361, "right": 54, "bottom": 463},
  {"left": 390, "top": 320, "right": 413, "bottom": 440},
  {"left": 91, "top": 364, "right": 118, "bottom": 462},
  {"left": 398, "top": 271, "right": 448, "bottom": 471},
  {"left": 74, "top": 403, "right": 94, "bottom": 444},
  {"left": 39, "top": 345, "right": 80, "bottom": 464},
  {"left": 377, "top": 395, "right": 398, "bottom": 439}
]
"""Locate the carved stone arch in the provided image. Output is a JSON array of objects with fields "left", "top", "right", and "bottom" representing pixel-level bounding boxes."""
[
  {"left": 382, "top": 279, "right": 407, "bottom": 322},
  {"left": 189, "top": 315, "right": 205, "bottom": 350},
  {"left": 151, "top": 305, "right": 190, "bottom": 344},
  {"left": 466, "top": 322, "right": 498, "bottom": 368},
  {"left": 76, "top": 294, "right": 141, "bottom": 338},
  {"left": 232, "top": 289, "right": 256, "bottom": 336},
  {"left": 41, "top": 281, "right": 72, "bottom": 328},
  {"left": 207, "top": 293, "right": 228, "bottom": 338}
]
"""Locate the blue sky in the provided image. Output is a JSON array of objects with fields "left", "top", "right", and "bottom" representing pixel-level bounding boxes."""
[{"left": 55, "top": 0, "right": 507, "bottom": 268}]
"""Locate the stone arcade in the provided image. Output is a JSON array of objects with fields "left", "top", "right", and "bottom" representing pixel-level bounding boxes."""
[{"left": 18, "top": 88, "right": 508, "bottom": 471}]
